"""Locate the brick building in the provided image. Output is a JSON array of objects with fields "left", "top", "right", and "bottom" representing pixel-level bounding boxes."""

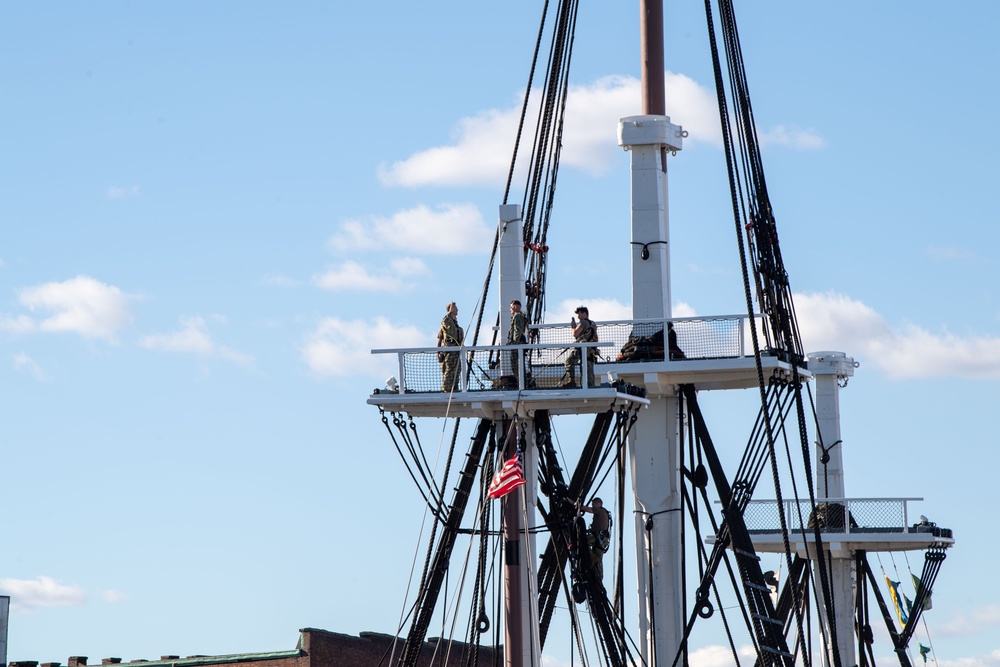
[{"left": 8, "top": 628, "right": 500, "bottom": 667}]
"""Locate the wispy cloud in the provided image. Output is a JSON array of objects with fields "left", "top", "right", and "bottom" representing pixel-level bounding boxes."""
[
  {"left": 926, "top": 244, "right": 976, "bottom": 262},
  {"left": 260, "top": 274, "right": 299, "bottom": 287},
  {"left": 0, "top": 276, "right": 135, "bottom": 342},
  {"left": 936, "top": 604, "right": 1000, "bottom": 638},
  {"left": 313, "top": 258, "right": 429, "bottom": 293},
  {"left": 796, "top": 291, "right": 1000, "bottom": 379},
  {"left": 301, "top": 317, "right": 428, "bottom": 378},
  {"left": 378, "top": 71, "right": 820, "bottom": 187},
  {"left": 13, "top": 352, "right": 48, "bottom": 381},
  {"left": 107, "top": 185, "right": 141, "bottom": 199},
  {"left": 0, "top": 314, "right": 35, "bottom": 334},
  {"left": 99, "top": 589, "right": 129, "bottom": 603},
  {"left": 328, "top": 204, "right": 493, "bottom": 255},
  {"left": 137, "top": 316, "right": 253, "bottom": 365},
  {"left": 937, "top": 648, "right": 1000, "bottom": 667},
  {"left": 0, "top": 576, "right": 86, "bottom": 612},
  {"left": 758, "top": 124, "right": 826, "bottom": 150}
]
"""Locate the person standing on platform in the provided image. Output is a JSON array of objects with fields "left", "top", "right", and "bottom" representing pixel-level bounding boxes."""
[
  {"left": 437, "top": 302, "right": 464, "bottom": 392},
  {"left": 562, "top": 306, "right": 597, "bottom": 388},
  {"left": 507, "top": 299, "right": 528, "bottom": 384}
]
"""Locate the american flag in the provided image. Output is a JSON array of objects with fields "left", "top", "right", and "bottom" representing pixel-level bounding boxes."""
[{"left": 487, "top": 449, "right": 526, "bottom": 500}]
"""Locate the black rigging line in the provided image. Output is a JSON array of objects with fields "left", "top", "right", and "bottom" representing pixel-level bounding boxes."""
[
  {"left": 379, "top": 408, "right": 445, "bottom": 519},
  {"left": 860, "top": 555, "right": 913, "bottom": 667},
  {"left": 395, "top": 420, "right": 496, "bottom": 667},
  {"left": 701, "top": 0, "right": 859, "bottom": 664},
  {"left": 898, "top": 548, "right": 947, "bottom": 647},
  {"left": 678, "top": 385, "right": 794, "bottom": 667},
  {"left": 392, "top": 0, "right": 584, "bottom": 662}
]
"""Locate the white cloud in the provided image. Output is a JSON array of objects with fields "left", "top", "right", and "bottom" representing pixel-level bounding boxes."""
[
  {"left": 7, "top": 275, "right": 135, "bottom": 342},
  {"left": 312, "top": 258, "right": 429, "bottom": 293},
  {"left": 378, "top": 71, "right": 817, "bottom": 187},
  {"left": 313, "top": 261, "right": 402, "bottom": 292},
  {"left": 390, "top": 257, "right": 430, "bottom": 277},
  {"left": 328, "top": 204, "right": 493, "bottom": 255},
  {"left": 13, "top": 353, "right": 47, "bottom": 381},
  {"left": 688, "top": 643, "right": 758, "bottom": 667},
  {"left": 137, "top": 316, "right": 253, "bottom": 365},
  {"left": 546, "top": 297, "right": 632, "bottom": 324},
  {"left": 795, "top": 291, "right": 1000, "bottom": 379},
  {"left": 0, "top": 576, "right": 86, "bottom": 612},
  {"left": 107, "top": 185, "right": 141, "bottom": 199},
  {"left": 301, "top": 317, "right": 428, "bottom": 378},
  {"left": 378, "top": 106, "right": 521, "bottom": 187}
]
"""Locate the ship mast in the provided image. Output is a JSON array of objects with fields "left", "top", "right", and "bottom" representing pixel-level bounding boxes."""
[
  {"left": 369, "top": 1, "right": 954, "bottom": 664},
  {"left": 622, "top": 0, "right": 687, "bottom": 663}
]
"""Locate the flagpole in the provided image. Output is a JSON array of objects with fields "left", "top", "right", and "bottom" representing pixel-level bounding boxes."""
[{"left": 502, "top": 418, "right": 524, "bottom": 667}]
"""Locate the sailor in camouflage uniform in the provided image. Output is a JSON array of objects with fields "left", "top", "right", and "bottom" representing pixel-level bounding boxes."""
[
  {"left": 437, "top": 302, "right": 464, "bottom": 392},
  {"left": 563, "top": 306, "right": 597, "bottom": 388},
  {"left": 507, "top": 299, "right": 527, "bottom": 383}
]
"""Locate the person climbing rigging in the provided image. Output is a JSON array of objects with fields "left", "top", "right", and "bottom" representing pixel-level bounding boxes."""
[
  {"left": 562, "top": 306, "right": 597, "bottom": 388},
  {"left": 580, "top": 497, "right": 611, "bottom": 580},
  {"left": 437, "top": 301, "right": 464, "bottom": 392}
]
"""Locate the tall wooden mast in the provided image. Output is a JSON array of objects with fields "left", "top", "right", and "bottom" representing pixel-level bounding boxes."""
[{"left": 640, "top": 0, "right": 665, "bottom": 115}]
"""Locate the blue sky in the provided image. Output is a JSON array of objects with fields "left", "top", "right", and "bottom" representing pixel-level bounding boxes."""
[{"left": 2, "top": 1, "right": 999, "bottom": 666}]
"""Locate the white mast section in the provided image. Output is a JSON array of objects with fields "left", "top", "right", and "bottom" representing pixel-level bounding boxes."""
[
  {"left": 809, "top": 351, "right": 858, "bottom": 667},
  {"left": 619, "top": 117, "right": 684, "bottom": 665}
]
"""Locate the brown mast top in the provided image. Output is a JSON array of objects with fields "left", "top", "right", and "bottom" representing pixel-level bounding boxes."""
[{"left": 640, "top": 0, "right": 665, "bottom": 115}]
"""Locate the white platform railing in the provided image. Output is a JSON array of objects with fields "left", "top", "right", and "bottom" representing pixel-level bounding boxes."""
[{"left": 741, "top": 497, "right": 926, "bottom": 534}]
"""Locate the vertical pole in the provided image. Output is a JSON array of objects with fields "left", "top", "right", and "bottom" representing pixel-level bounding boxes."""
[
  {"left": 619, "top": 74, "right": 683, "bottom": 667},
  {"left": 502, "top": 417, "right": 540, "bottom": 667},
  {"left": 628, "top": 395, "right": 683, "bottom": 664},
  {"left": 809, "top": 351, "right": 857, "bottom": 667},
  {"left": 503, "top": 420, "right": 524, "bottom": 667},
  {"left": 499, "top": 205, "right": 526, "bottom": 379},
  {"left": 640, "top": 0, "right": 665, "bottom": 116},
  {"left": 498, "top": 205, "right": 538, "bottom": 666}
]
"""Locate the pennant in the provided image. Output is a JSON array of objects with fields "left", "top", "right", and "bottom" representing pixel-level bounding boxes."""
[
  {"left": 885, "top": 576, "right": 909, "bottom": 626},
  {"left": 488, "top": 450, "right": 526, "bottom": 500},
  {"left": 912, "top": 573, "right": 933, "bottom": 610},
  {"left": 919, "top": 644, "right": 931, "bottom": 664}
]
